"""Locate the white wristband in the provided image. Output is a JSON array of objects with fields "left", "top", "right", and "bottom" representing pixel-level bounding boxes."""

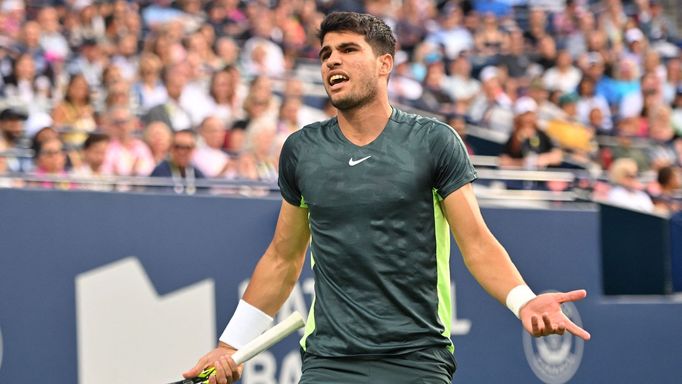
[
  {"left": 505, "top": 285, "right": 536, "bottom": 319},
  {"left": 219, "top": 300, "right": 273, "bottom": 349}
]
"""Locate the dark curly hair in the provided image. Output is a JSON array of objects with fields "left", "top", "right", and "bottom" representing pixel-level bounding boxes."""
[{"left": 317, "top": 12, "right": 396, "bottom": 58}]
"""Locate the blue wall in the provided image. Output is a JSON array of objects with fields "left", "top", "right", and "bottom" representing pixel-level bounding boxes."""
[{"left": 0, "top": 189, "right": 680, "bottom": 383}]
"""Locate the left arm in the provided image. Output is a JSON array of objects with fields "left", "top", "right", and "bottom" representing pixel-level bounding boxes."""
[{"left": 441, "top": 183, "right": 591, "bottom": 340}]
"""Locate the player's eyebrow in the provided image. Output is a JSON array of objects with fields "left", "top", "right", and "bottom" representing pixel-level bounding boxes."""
[{"left": 319, "top": 42, "right": 362, "bottom": 60}]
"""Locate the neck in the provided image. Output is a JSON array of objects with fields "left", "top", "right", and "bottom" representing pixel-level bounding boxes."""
[{"left": 336, "top": 98, "right": 392, "bottom": 147}]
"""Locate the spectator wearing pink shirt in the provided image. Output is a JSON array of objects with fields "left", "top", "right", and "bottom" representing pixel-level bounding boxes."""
[{"left": 101, "top": 106, "right": 155, "bottom": 176}]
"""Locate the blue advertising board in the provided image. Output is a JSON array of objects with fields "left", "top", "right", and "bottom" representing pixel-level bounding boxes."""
[{"left": 0, "top": 189, "right": 681, "bottom": 383}]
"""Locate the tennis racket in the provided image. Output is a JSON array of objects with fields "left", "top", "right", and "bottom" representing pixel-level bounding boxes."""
[{"left": 168, "top": 312, "right": 306, "bottom": 384}]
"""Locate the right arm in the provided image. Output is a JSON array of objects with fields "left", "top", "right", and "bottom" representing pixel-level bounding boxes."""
[
  {"left": 183, "top": 200, "right": 310, "bottom": 382},
  {"left": 242, "top": 200, "right": 311, "bottom": 315}
]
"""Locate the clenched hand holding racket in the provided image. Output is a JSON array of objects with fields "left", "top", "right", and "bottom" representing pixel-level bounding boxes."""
[{"left": 169, "top": 312, "right": 305, "bottom": 384}]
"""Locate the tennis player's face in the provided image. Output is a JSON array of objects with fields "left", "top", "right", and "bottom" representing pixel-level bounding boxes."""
[{"left": 319, "top": 32, "right": 380, "bottom": 111}]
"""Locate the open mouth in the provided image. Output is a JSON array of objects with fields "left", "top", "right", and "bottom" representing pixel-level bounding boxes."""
[{"left": 329, "top": 74, "right": 349, "bottom": 87}]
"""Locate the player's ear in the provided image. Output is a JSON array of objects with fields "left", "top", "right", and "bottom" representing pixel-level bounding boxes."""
[{"left": 378, "top": 53, "right": 393, "bottom": 76}]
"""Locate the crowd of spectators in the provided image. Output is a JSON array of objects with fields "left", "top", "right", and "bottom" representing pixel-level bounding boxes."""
[{"left": 0, "top": 0, "right": 680, "bottom": 213}]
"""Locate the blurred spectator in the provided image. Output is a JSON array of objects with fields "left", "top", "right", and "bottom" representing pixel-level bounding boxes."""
[
  {"left": 215, "top": 36, "right": 240, "bottom": 67},
  {"left": 393, "top": 0, "right": 433, "bottom": 55},
  {"left": 546, "top": 92, "right": 596, "bottom": 159},
  {"left": 51, "top": 74, "right": 97, "bottom": 147},
  {"left": 650, "top": 165, "right": 681, "bottom": 213},
  {"left": 150, "top": 128, "right": 205, "bottom": 195},
  {"left": 227, "top": 75, "right": 279, "bottom": 153},
  {"left": 606, "top": 157, "right": 654, "bottom": 212},
  {"left": 552, "top": 0, "right": 583, "bottom": 43},
  {"left": 474, "top": 12, "right": 509, "bottom": 61},
  {"left": 143, "top": 120, "right": 173, "bottom": 165},
  {"left": 527, "top": 77, "right": 565, "bottom": 125},
  {"left": 3, "top": 53, "right": 51, "bottom": 112},
  {"left": 0, "top": 106, "right": 30, "bottom": 173},
  {"left": 132, "top": 52, "right": 166, "bottom": 113},
  {"left": 498, "top": 29, "right": 532, "bottom": 84},
  {"left": 639, "top": 0, "right": 679, "bottom": 58},
  {"left": 468, "top": 65, "right": 513, "bottom": 135},
  {"left": 663, "top": 56, "right": 681, "bottom": 105},
  {"left": 647, "top": 105, "right": 678, "bottom": 170},
  {"left": 598, "top": 0, "right": 628, "bottom": 46},
  {"left": 70, "top": 132, "right": 112, "bottom": 191},
  {"left": 101, "top": 106, "right": 155, "bottom": 176},
  {"left": 240, "top": 5, "right": 285, "bottom": 77},
  {"left": 565, "top": 10, "right": 596, "bottom": 58},
  {"left": 576, "top": 76, "right": 613, "bottom": 134},
  {"left": 499, "top": 96, "right": 563, "bottom": 169},
  {"left": 424, "top": 3, "right": 473, "bottom": 61},
  {"left": 443, "top": 52, "right": 480, "bottom": 109},
  {"left": 237, "top": 121, "right": 278, "bottom": 182},
  {"left": 37, "top": 6, "right": 71, "bottom": 60},
  {"left": 542, "top": 49, "right": 582, "bottom": 94},
  {"left": 68, "top": 38, "right": 106, "bottom": 90},
  {"left": 193, "top": 116, "right": 233, "bottom": 178},
  {"left": 447, "top": 112, "right": 474, "bottom": 155},
  {"left": 620, "top": 71, "right": 663, "bottom": 126},
  {"left": 142, "top": 63, "right": 193, "bottom": 131},
  {"left": 532, "top": 35, "right": 558, "bottom": 71},
  {"left": 280, "top": 77, "right": 327, "bottom": 126},
  {"left": 0, "top": 137, "right": 23, "bottom": 188},
  {"left": 111, "top": 33, "right": 140, "bottom": 82},
  {"left": 198, "top": 65, "right": 244, "bottom": 128},
  {"left": 1, "top": 0, "right": 26, "bottom": 40},
  {"left": 32, "top": 136, "right": 72, "bottom": 190},
  {"left": 16, "top": 21, "right": 46, "bottom": 75},
  {"left": 29, "top": 124, "right": 81, "bottom": 172},
  {"left": 672, "top": 87, "right": 682, "bottom": 135},
  {"left": 387, "top": 50, "right": 423, "bottom": 105},
  {"left": 413, "top": 59, "right": 455, "bottom": 115}
]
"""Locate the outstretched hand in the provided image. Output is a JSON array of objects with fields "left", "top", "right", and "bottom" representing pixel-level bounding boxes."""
[
  {"left": 183, "top": 342, "right": 242, "bottom": 384},
  {"left": 519, "top": 289, "right": 591, "bottom": 341}
]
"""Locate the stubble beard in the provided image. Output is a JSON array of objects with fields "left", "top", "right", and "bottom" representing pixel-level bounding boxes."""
[{"left": 328, "top": 81, "right": 378, "bottom": 111}]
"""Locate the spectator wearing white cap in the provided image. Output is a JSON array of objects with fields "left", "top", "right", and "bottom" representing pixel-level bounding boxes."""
[
  {"left": 499, "top": 96, "right": 562, "bottom": 169},
  {"left": 621, "top": 28, "right": 647, "bottom": 68}
]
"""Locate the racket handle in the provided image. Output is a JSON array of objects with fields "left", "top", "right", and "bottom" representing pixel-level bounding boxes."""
[{"left": 170, "top": 312, "right": 305, "bottom": 384}]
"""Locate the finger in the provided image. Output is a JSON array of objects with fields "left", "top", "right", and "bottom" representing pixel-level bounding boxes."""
[
  {"left": 182, "top": 358, "right": 207, "bottom": 378},
  {"left": 542, "top": 313, "right": 553, "bottom": 335},
  {"left": 216, "top": 357, "right": 233, "bottom": 384},
  {"left": 531, "top": 315, "right": 542, "bottom": 336},
  {"left": 565, "top": 319, "right": 592, "bottom": 341},
  {"left": 556, "top": 321, "right": 566, "bottom": 335},
  {"left": 226, "top": 357, "right": 241, "bottom": 382},
  {"left": 558, "top": 289, "right": 587, "bottom": 303}
]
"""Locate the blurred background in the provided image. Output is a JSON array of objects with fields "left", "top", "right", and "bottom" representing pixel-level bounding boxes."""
[{"left": 0, "top": 0, "right": 682, "bottom": 383}]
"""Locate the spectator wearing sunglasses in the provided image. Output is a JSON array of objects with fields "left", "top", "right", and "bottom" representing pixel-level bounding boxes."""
[{"left": 150, "top": 129, "right": 205, "bottom": 195}]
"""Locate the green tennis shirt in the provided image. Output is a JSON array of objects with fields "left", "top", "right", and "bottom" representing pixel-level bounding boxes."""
[{"left": 278, "top": 107, "right": 477, "bottom": 357}]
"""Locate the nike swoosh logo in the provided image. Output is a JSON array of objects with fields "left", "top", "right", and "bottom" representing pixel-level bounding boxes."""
[{"left": 348, "top": 155, "right": 372, "bottom": 166}]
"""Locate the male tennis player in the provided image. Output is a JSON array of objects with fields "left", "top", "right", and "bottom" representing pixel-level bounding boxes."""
[{"left": 184, "top": 12, "right": 591, "bottom": 384}]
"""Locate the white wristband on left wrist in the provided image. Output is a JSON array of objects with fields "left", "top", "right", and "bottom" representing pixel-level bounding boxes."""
[{"left": 505, "top": 285, "right": 536, "bottom": 318}]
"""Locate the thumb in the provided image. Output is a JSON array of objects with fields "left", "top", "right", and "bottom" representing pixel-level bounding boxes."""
[
  {"left": 558, "top": 289, "right": 587, "bottom": 303},
  {"left": 182, "top": 359, "right": 206, "bottom": 379}
]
